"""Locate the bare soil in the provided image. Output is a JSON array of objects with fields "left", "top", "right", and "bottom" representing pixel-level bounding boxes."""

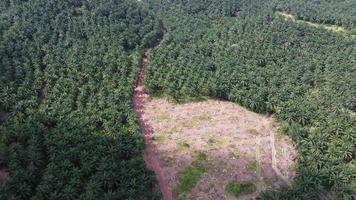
[
  {"left": 143, "top": 98, "right": 297, "bottom": 200},
  {"left": 133, "top": 22, "right": 172, "bottom": 200}
]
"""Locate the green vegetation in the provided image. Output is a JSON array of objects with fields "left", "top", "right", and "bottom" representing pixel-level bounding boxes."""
[
  {"left": 207, "top": 138, "right": 215, "bottom": 146},
  {"left": 0, "top": 0, "right": 161, "bottom": 199},
  {"left": 225, "top": 181, "right": 257, "bottom": 197},
  {"left": 156, "top": 113, "right": 170, "bottom": 121},
  {"left": 182, "top": 119, "right": 200, "bottom": 128},
  {"left": 145, "top": 0, "right": 355, "bottom": 199},
  {"left": 198, "top": 113, "right": 211, "bottom": 121},
  {"left": 275, "top": 0, "right": 356, "bottom": 29},
  {"left": 275, "top": 11, "right": 356, "bottom": 37},
  {"left": 178, "top": 140, "right": 191, "bottom": 148},
  {"left": 196, "top": 151, "right": 208, "bottom": 162},
  {"left": 1, "top": 0, "right": 355, "bottom": 199},
  {"left": 162, "top": 156, "right": 174, "bottom": 166},
  {"left": 247, "top": 160, "right": 259, "bottom": 172},
  {"left": 175, "top": 152, "right": 207, "bottom": 196},
  {"left": 247, "top": 128, "right": 259, "bottom": 135},
  {"left": 152, "top": 134, "right": 168, "bottom": 143}
]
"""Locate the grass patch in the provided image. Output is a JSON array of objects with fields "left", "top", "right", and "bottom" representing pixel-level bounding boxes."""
[
  {"left": 152, "top": 134, "right": 168, "bottom": 143},
  {"left": 289, "top": 162, "right": 297, "bottom": 171},
  {"left": 178, "top": 140, "right": 190, "bottom": 148},
  {"left": 182, "top": 120, "right": 200, "bottom": 128},
  {"left": 225, "top": 181, "right": 257, "bottom": 197},
  {"left": 175, "top": 95, "right": 210, "bottom": 103},
  {"left": 196, "top": 151, "right": 207, "bottom": 161},
  {"left": 207, "top": 138, "right": 215, "bottom": 146},
  {"left": 276, "top": 122, "right": 291, "bottom": 140},
  {"left": 276, "top": 131, "right": 285, "bottom": 141},
  {"left": 205, "top": 135, "right": 228, "bottom": 148},
  {"left": 175, "top": 152, "right": 207, "bottom": 196},
  {"left": 280, "top": 122, "right": 290, "bottom": 134},
  {"left": 156, "top": 113, "right": 170, "bottom": 121},
  {"left": 247, "top": 160, "right": 258, "bottom": 172},
  {"left": 217, "top": 137, "right": 228, "bottom": 146},
  {"left": 247, "top": 128, "right": 259, "bottom": 135},
  {"left": 162, "top": 156, "right": 174, "bottom": 166},
  {"left": 176, "top": 167, "right": 204, "bottom": 185},
  {"left": 275, "top": 11, "right": 356, "bottom": 37},
  {"left": 198, "top": 113, "right": 211, "bottom": 121},
  {"left": 164, "top": 126, "right": 182, "bottom": 134}
]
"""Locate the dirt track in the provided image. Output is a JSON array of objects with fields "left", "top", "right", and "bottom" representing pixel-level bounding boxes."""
[{"left": 133, "top": 22, "right": 172, "bottom": 200}]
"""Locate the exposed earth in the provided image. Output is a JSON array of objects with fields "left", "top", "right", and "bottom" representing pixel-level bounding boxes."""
[
  {"left": 133, "top": 22, "right": 172, "bottom": 200},
  {"left": 143, "top": 98, "right": 297, "bottom": 200}
]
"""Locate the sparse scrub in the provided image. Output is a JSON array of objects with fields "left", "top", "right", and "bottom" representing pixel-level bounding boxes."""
[
  {"left": 152, "top": 134, "right": 168, "bottom": 143},
  {"left": 198, "top": 113, "right": 211, "bottom": 121},
  {"left": 182, "top": 120, "right": 200, "bottom": 128},
  {"left": 156, "top": 114, "right": 170, "bottom": 121},
  {"left": 164, "top": 126, "right": 182, "bottom": 134},
  {"left": 175, "top": 152, "right": 208, "bottom": 196},
  {"left": 207, "top": 138, "right": 215, "bottom": 146},
  {"left": 178, "top": 140, "right": 191, "bottom": 148},
  {"left": 247, "top": 128, "right": 259, "bottom": 135},
  {"left": 247, "top": 160, "right": 259, "bottom": 172},
  {"left": 162, "top": 156, "right": 174, "bottom": 166}
]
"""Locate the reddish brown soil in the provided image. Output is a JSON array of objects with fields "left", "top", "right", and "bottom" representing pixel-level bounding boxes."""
[
  {"left": 133, "top": 23, "right": 172, "bottom": 200},
  {"left": 143, "top": 99, "right": 297, "bottom": 200}
]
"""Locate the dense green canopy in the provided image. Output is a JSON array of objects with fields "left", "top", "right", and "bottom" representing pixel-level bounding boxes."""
[
  {"left": 145, "top": 0, "right": 355, "bottom": 199},
  {"left": 0, "top": 0, "right": 161, "bottom": 199},
  {"left": 0, "top": 0, "right": 355, "bottom": 199}
]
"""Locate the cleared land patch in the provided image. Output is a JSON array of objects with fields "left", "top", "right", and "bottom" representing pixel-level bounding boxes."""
[
  {"left": 275, "top": 11, "right": 356, "bottom": 37},
  {"left": 143, "top": 98, "right": 297, "bottom": 199}
]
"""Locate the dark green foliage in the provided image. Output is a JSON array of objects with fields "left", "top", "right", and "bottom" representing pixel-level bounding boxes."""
[
  {"left": 0, "top": 0, "right": 161, "bottom": 199},
  {"left": 175, "top": 152, "right": 207, "bottom": 196},
  {"left": 225, "top": 181, "right": 257, "bottom": 197},
  {"left": 145, "top": 0, "right": 356, "bottom": 198},
  {"left": 276, "top": 0, "right": 356, "bottom": 29},
  {"left": 1, "top": 0, "right": 355, "bottom": 199}
]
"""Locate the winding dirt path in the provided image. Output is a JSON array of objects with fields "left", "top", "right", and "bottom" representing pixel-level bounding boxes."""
[{"left": 133, "top": 22, "right": 172, "bottom": 200}]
